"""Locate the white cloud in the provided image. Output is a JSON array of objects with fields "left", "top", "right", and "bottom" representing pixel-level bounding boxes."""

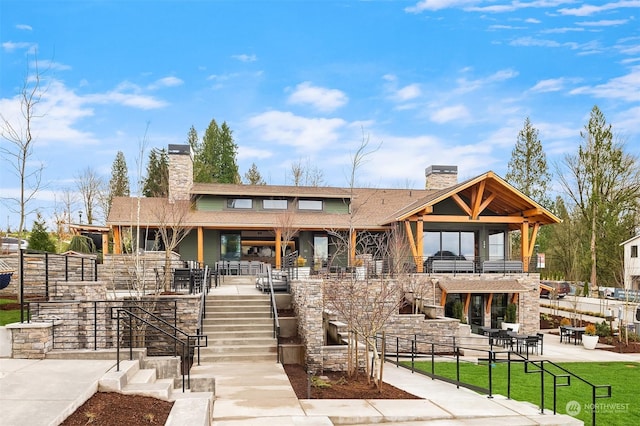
[
  {"left": 541, "top": 27, "right": 585, "bottom": 34},
  {"left": 147, "top": 76, "right": 184, "bottom": 90},
  {"left": 510, "top": 37, "right": 562, "bottom": 48},
  {"left": 570, "top": 66, "right": 640, "bottom": 102},
  {"left": 16, "top": 24, "right": 32, "bottom": 31},
  {"left": 2, "top": 41, "right": 35, "bottom": 52},
  {"left": 529, "top": 78, "right": 568, "bottom": 93},
  {"left": 37, "top": 59, "right": 71, "bottom": 71},
  {"left": 287, "top": 82, "right": 348, "bottom": 113},
  {"left": 455, "top": 69, "right": 518, "bottom": 93},
  {"left": 232, "top": 53, "right": 257, "bottom": 62},
  {"left": 395, "top": 84, "right": 422, "bottom": 102},
  {"left": 430, "top": 104, "right": 470, "bottom": 123},
  {"left": 558, "top": 1, "right": 640, "bottom": 17},
  {"left": 247, "top": 110, "right": 347, "bottom": 152},
  {"left": 577, "top": 19, "right": 629, "bottom": 27},
  {"left": 525, "top": 18, "right": 541, "bottom": 24},
  {"left": 405, "top": 0, "right": 478, "bottom": 13}
]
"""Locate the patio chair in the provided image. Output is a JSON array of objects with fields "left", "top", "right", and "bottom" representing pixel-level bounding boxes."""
[{"left": 524, "top": 335, "right": 539, "bottom": 355}]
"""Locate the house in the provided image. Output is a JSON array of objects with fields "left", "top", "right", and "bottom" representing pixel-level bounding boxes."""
[
  {"left": 106, "top": 144, "right": 560, "bottom": 333},
  {"left": 620, "top": 234, "right": 640, "bottom": 291}
]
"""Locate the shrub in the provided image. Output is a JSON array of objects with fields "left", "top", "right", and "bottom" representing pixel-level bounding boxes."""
[
  {"left": 452, "top": 300, "right": 466, "bottom": 324},
  {"left": 560, "top": 317, "right": 571, "bottom": 326},
  {"left": 505, "top": 303, "right": 518, "bottom": 323},
  {"left": 68, "top": 235, "right": 96, "bottom": 254},
  {"left": 585, "top": 324, "right": 597, "bottom": 336},
  {"left": 596, "top": 321, "right": 611, "bottom": 337}
]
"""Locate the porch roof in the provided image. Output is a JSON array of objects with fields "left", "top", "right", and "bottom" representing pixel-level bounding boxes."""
[{"left": 437, "top": 279, "right": 529, "bottom": 294}]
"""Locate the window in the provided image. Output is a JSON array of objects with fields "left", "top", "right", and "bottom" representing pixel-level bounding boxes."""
[
  {"left": 298, "top": 200, "right": 323, "bottom": 211},
  {"left": 263, "top": 199, "right": 287, "bottom": 209},
  {"left": 227, "top": 198, "right": 252, "bottom": 209},
  {"left": 632, "top": 245, "right": 638, "bottom": 258},
  {"left": 488, "top": 231, "right": 505, "bottom": 260}
]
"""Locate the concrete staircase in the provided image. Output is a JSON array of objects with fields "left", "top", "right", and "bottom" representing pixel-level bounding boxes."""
[{"left": 199, "top": 277, "right": 278, "bottom": 363}]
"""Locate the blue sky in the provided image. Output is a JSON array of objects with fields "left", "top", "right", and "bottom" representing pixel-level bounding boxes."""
[{"left": 1, "top": 0, "right": 639, "bottom": 230}]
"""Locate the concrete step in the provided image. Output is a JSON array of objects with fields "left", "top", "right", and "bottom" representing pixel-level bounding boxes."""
[
  {"left": 205, "top": 330, "right": 275, "bottom": 339},
  {"left": 206, "top": 336, "right": 277, "bottom": 346},
  {"left": 198, "top": 351, "right": 278, "bottom": 363},
  {"left": 199, "top": 343, "right": 277, "bottom": 355},
  {"left": 206, "top": 311, "right": 272, "bottom": 319},
  {"left": 165, "top": 397, "right": 212, "bottom": 426},
  {"left": 203, "top": 317, "right": 273, "bottom": 326},
  {"left": 128, "top": 368, "right": 156, "bottom": 384},
  {"left": 207, "top": 304, "right": 271, "bottom": 312}
]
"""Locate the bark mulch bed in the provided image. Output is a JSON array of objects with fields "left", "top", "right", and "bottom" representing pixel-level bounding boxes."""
[
  {"left": 60, "top": 392, "right": 173, "bottom": 426},
  {"left": 283, "top": 363, "right": 421, "bottom": 399}
]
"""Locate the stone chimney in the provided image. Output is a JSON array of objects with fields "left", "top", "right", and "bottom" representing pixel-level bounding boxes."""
[
  {"left": 425, "top": 165, "right": 458, "bottom": 190},
  {"left": 168, "top": 144, "right": 193, "bottom": 202}
]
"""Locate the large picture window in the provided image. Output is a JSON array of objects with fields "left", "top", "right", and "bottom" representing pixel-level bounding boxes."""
[{"left": 424, "top": 231, "right": 475, "bottom": 258}]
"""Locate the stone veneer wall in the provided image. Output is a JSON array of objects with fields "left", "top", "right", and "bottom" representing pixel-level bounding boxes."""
[
  {"left": 289, "top": 273, "right": 540, "bottom": 372},
  {"left": 168, "top": 147, "right": 193, "bottom": 202},
  {"left": 0, "top": 253, "right": 98, "bottom": 298},
  {"left": 9, "top": 279, "right": 201, "bottom": 358},
  {"left": 289, "top": 278, "right": 324, "bottom": 373},
  {"left": 101, "top": 251, "right": 182, "bottom": 291}
]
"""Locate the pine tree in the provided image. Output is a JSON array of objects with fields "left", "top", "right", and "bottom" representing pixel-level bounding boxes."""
[
  {"left": 193, "top": 119, "right": 239, "bottom": 183},
  {"left": 28, "top": 213, "right": 56, "bottom": 252},
  {"left": 244, "top": 163, "right": 266, "bottom": 185},
  {"left": 107, "top": 151, "right": 130, "bottom": 213},
  {"left": 505, "top": 117, "right": 551, "bottom": 207},
  {"left": 142, "top": 148, "right": 169, "bottom": 197}
]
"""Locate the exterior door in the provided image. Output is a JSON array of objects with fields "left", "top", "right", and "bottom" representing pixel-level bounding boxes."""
[{"left": 469, "top": 294, "right": 484, "bottom": 333}]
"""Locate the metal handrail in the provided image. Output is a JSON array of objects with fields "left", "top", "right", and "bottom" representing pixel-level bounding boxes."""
[
  {"left": 264, "top": 263, "right": 281, "bottom": 362},
  {"left": 111, "top": 305, "right": 207, "bottom": 392},
  {"left": 375, "top": 333, "right": 611, "bottom": 425}
]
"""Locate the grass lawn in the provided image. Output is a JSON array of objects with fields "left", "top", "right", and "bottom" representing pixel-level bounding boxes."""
[
  {"left": 0, "top": 298, "right": 26, "bottom": 326},
  {"left": 403, "top": 359, "right": 638, "bottom": 426}
]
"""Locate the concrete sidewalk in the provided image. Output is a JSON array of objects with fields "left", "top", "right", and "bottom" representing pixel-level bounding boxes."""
[
  {"left": 2, "top": 300, "right": 639, "bottom": 425},
  {"left": 0, "top": 358, "right": 117, "bottom": 426}
]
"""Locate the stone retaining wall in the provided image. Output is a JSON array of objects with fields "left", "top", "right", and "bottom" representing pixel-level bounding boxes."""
[{"left": 101, "top": 251, "right": 182, "bottom": 291}]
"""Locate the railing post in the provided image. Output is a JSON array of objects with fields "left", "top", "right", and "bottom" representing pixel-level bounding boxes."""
[
  {"left": 592, "top": 387, "right": 597, "bottom": 426},
  {"left": 116, "top": 311, "right": 121, "bottom": 372},
  {"left": 540, "top": 360, "right": 545, "bottom": 414},
  {"left": 81, "top": 257, "right": 85, "bottom": 281},
  {"left": 94, "top": 301, "right": 97, "bottom": 350},
  {"left": 20, "top": 249, "right": 25, "bottom": 323},
  {"left": 94, "top": 258, "right": 98, "bottom": 281},
  {"left": 507, "top": 351, "right": 511, "bottom": 399},
  {"left": 431, "top": 342, "right": 435, "bottom": 378},
  {"left": 488, "top": 350, "right": 493, "bottom": 398},
  {"left": 45, "top": 253, "right": 49, "bottom": 300},
  {"left": 65, "top": 255, "right": 69, "bottom": 281},
  {"left": 456, "top": 346, "right": 460, "bottom": 389}
]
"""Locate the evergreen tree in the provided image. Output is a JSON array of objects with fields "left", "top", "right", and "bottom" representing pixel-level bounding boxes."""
[
  {"left": 505, "top": 117, "right": 551, "bottom": 207},
  {"left": 244, "top": 163, "right": 266, "bottom": 185},
  {"left": 107, "top": 151, "right": 130, "bottom": 214},
  {"left": 506, "top": 117, "right": 553, "bottom": 258},
  {"left": 193, "top": 119, "right": 239, "bottom": 183},
  {"left": 142, "top": 148, "right": 169, "bottom": 197},
  {"left": 28, "top": 213, "right": 56, "bottom": 252}
]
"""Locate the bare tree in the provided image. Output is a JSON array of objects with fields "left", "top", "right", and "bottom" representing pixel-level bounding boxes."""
[
  {"left": 75, "top": 167, "right": 105, "bottom": 225},
  {"left": 0, "top": 56, "right": 47, "bottom": 237},
  {"left": 275, "top": 206, "right": 299, "bottom": 268},
  {"left": 288, "top": 157, "right": 324, "bottom": 187},
  {"left": 151, "top": 199, "right": 194, "bottom": 292}
]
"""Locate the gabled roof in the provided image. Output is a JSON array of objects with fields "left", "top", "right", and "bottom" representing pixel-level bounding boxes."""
[
  {"left": 389, "top": 171, "right": 560, "bottom": 227},
  {"left": 620, "top": 234, "right": 640, "bottom": 246}
]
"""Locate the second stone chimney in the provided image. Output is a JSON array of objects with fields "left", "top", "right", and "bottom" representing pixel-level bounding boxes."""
[
  {"left": 168, "top": 144, "right": 193, "bottom": 202},
  {"left": 425, "top": 165, "right": 458, "bottom": 190}
]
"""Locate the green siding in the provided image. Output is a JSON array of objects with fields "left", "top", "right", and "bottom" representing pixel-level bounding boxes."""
[
  {"left": 324, "top": 198, "right": 349, "bottom": 214},
  {"left": 197, "top": 196, "right": 226, "bottom": 211}
]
